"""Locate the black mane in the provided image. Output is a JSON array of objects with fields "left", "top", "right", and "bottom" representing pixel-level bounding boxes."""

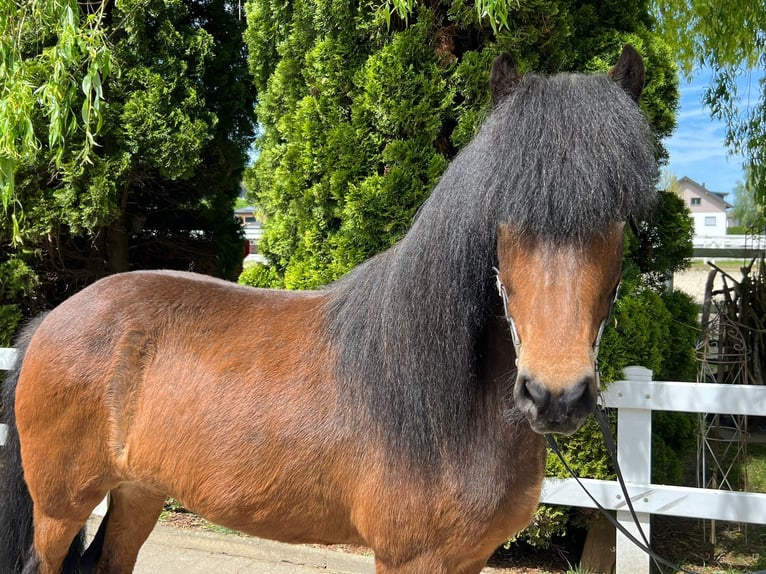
[{"left": 325, "top": 69, "right": 657, "bottom": 464}]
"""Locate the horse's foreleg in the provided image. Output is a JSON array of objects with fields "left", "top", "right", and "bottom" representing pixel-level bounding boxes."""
[
  {"left": 86, "top": 483, "right": 165, "bottom": 574},
  {"left": 25, "top": 512, "right": 87, "bottom": 574}
]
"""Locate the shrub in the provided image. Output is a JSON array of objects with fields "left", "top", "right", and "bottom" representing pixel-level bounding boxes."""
[
  {"left": 0, "top": 259, "right": 37, "bottom": 346},
  {"left": 238, "top": 264, "right": 285, "bottom": 289}
]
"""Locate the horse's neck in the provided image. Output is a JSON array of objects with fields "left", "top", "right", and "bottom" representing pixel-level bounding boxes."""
[{"left": 478, "top": 299, "right": 518, "bottom": 380}]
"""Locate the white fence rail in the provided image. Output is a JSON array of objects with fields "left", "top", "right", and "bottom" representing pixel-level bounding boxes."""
[
  {"left": 2, "top": 355, "right": 766, "bottom": 573},
  {"left": 692, "top": 233, "right": 766, "bottom": 249},
  {"left": 692, "top": 233, "right": 766, "bottom": 257},
  {"left": 0, "top": 347, "right": 15, "bottom": 445}
]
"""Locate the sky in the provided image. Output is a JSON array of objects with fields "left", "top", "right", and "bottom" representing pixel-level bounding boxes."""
[{"left": 665, "top": 68, "right": 760, "bottom": 196}]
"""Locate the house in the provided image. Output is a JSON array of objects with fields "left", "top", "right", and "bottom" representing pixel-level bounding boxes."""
[
  {"left": 676, "top": 176, "right": 732, "bottom": 237},
  {"left": 234, "top": 206, "right": 257, "bottom": 225},
  {"left": 234, "top": 206, "right": 264, "bottom": 264}
]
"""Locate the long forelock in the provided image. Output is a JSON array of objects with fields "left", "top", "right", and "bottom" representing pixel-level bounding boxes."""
[{"left": 469, "top": 72, "right": 657, "bottom": 242}]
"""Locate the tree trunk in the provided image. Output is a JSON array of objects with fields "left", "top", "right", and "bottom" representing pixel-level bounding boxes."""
[{"left": 106, "top": 186, "right": 130, "bottom": 273}]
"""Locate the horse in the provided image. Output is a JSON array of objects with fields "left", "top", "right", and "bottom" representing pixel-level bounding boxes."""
[{"left": 0, "top": 45, "right": 657, "bottom": 574}]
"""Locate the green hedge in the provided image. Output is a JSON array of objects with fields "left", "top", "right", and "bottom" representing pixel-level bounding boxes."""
[{"left": 0, "top": 259, "right": 37, "bottom": 347}]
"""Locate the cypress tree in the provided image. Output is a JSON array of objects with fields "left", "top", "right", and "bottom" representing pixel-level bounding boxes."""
[{"left": 244, "top": 0, "right": 678, "bottom": 288}]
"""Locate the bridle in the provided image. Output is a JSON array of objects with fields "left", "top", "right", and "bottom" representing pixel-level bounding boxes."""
[
  {"left": 492, "top": 266, "right": 620, "bottom": 377},
  {"left": 493, "top": 268, "right": 521, "bottom": 364}
]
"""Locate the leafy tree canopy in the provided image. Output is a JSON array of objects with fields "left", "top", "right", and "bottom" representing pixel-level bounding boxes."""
[
  {"left": 0, "top": 0, "right": 112, "bottom": 237},
  {"left": 244, "top": 0, "right": 679, "bottom": 289},
  {"left": 651, "top": 0, "right": 766, "bottom": 207},
  {"left": 0, "top": 0, "right": 256, "bottom": 340},
  {"left": 240, "top": 0, "right": 692, "bottom": 550},
  {"left": 387, "top": 0, "right": 766, "bottom": 209},
  {"left": 730, "top": 169, "right": 766, "bottom": 234}
]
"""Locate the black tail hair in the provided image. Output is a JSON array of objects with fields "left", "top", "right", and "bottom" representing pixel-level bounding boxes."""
[{"left": 0, "top": 316, "right": 87, "bottom": 573}]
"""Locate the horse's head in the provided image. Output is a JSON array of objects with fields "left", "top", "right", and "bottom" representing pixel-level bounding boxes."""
[
  {"left": 496, "top": 224, "right": 624, "bottom": 434},
  {"left": 490, "top": 46, "right": 649, "bottom": 435}
]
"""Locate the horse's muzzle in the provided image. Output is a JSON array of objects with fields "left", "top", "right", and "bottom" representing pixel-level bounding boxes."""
[{"left": 515, "top": 374, "right": 597, "bottom": 435}]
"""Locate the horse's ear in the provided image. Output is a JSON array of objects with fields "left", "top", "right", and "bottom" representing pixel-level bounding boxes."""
[
  {"left": 608, "top": 45, "right": 645, "bottom": 102},
  {"left": 491, "top": 52, "right": 522, "bottom": 107}
]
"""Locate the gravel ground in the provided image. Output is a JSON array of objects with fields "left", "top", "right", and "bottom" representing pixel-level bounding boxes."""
[
  {"left": 672, "top": 261, "right": 748, "bottom": 304},
  {"left": 672, "top": 267, "right": 715, "bottom": 303}
]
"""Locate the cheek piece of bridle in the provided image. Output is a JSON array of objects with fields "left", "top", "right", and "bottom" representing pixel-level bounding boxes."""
[
  {"left": 492, "top": 267, "right": 698, "bottom": 574},
  {"left": 493, "top": 267, "right": 618, "bottom": 372}
]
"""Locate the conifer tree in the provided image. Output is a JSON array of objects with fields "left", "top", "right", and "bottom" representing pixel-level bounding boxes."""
[
  {"left": 243, "top": 0, "right": 678, "bottom": 288},
  {"left": 242, "top": 0, "right": 692, "bottom": 547}
]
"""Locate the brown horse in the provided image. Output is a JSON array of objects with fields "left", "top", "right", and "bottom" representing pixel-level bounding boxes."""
[{"left": 0, "top": 46, "right": 656, "bottom": 574}]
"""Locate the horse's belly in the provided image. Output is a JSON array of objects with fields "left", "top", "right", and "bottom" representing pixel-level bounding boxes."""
[
  {"left": 207, "top": 504, "right": 364, "bottom": 546},
  {"left": 126, "top": 423, "right": 366, "bottom": 546},
  {"left": 180, "top": 473, "right": 366, "bottom": 546}
]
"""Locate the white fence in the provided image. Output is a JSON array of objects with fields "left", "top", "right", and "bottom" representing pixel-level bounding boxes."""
[
  {"left": 692, "top": 233, "right": 766, "bottom": 257},
  {"left": 0, "top": 347, "right": 14, "bottom": 445},
  {"left": 2, "top": 353, "right": 766, "bottom": 573},
  {"left": 692, "top": 233, "right": 766, "bottom": 250},
  {"left": 540, "top": 366, "right": 766, "bottom": 574}
]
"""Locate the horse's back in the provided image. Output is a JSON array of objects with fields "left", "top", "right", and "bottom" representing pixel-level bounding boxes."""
[{"left": 18, "top": 270, "right": 327, "bottom": 407}]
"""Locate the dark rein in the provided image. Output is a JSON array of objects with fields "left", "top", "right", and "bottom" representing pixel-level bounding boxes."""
[{"left": 546, "top": 412, "right": 698, "bottom": 574}]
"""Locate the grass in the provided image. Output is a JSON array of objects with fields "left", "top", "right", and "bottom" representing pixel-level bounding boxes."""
[
  {"left": 652, "top": 443, "right": 766, "bottom": 573},
  {"left": 159, "top": 498, "right": 243, "bottom": 536},
  {"left": 686, "top": 259, "right": 750, "bottom": 273},
  {"left": 745, "top": 444, "right": 766, "bottom": 493},
  {"left": 565, "top": 564, "right": 593, "bottom": 574},
  {"left": 651, "top": 516, "right": 766, "bottom": 574}
]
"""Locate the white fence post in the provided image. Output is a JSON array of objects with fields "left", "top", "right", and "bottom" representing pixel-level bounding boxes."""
[
  {"left": 0, "top": 347, "right": 17, "bottom": 371},
  {"left": 0, "top": 348, "right": 17, "bottom": 447},
  {"left": 615, "top": 366, "right": 653, "bottom": 574}
]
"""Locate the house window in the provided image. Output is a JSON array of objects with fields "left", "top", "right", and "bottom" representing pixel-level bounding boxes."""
[
  {"left": 690, "top": 197, "right": 701, "bottom": 206},
  {"left": 705, "top": 216, "right": 716, "bottom": 226}
]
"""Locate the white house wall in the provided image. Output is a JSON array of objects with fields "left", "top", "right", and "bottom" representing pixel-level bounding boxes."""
[{"left": 690, "top": 211, "right": 728, "bottom": 236}]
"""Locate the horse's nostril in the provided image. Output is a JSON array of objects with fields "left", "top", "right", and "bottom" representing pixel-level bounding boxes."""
[
  {"left": 520, "top": 376, "right": 551, "bottom": 412},
  {"left": 561, "top": 376, "right": 596, "bottom": 414}
]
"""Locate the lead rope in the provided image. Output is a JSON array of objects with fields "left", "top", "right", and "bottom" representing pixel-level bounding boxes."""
[{"left": 493, "top": 266, "right": 699, "bottom": 574}]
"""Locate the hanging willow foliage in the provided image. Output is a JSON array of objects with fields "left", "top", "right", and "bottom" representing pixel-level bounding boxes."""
[
  {"left": 651, "top": 0, "right": 766, "bottom": 208},
  {"left": 0, "top": 0, "right": 113, "bottom": 242}
]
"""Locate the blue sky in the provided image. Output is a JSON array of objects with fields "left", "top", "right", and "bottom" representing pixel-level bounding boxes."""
[{"left": 665, "top": 68, "right": 759, "bottom": 195}]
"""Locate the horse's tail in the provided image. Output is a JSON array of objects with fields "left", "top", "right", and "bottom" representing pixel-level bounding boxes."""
[{"left": 0, "top": 316, "right": 86, "bottom": 574}]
